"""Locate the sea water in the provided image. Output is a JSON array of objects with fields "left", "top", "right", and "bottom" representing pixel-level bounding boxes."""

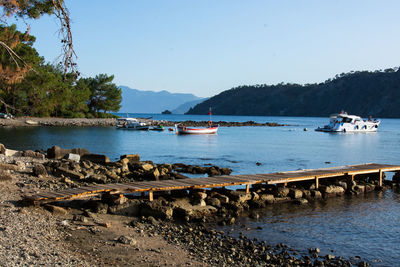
[{"left": 0, "top": 115, "right": 399, "bottom": 265}]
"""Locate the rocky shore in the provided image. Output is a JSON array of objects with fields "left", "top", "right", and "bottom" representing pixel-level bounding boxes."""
[
  {"left": 0, "top": 117, "right": 286, "bottom": 128},
  {"left": 0, "top": 143, "right": 387, "bottom": 266}
]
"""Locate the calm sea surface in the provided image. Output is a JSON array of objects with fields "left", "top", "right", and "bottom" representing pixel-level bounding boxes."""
[{"left": 1, "top": 114, "right": 399, "bottom": 265}]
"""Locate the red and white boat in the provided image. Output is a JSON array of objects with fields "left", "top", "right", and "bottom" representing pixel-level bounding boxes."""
[
  {"left": 175, "top": 107, "right": 219, "bottom": 135},
  {"left": 175, "top": 124, "right": 219, "bottom": 134}
]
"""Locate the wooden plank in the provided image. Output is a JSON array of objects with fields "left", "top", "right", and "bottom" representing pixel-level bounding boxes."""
[{"left": 26, "top": 163, "right": 400, "bottom": 203}]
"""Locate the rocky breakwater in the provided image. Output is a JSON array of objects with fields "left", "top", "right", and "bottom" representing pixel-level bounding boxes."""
[
  {"left": 159, "top": 120, "right": 287, "bottom": 127},
  {"left": 0, "top": 117, "right": 117, "bottom": 127},
  {"left": 2, "top": 144, "right": 231, "bottom": 193}
]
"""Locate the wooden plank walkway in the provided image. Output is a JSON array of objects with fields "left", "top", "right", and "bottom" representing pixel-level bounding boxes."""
[{"left": 25, "top": 163, "right": 400, "bottom": 204}]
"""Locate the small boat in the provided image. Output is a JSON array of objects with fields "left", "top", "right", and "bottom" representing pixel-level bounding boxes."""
[
  {"left": 116, "top": 118, "right": 149, "bottom": 130},
  {"left": 149, "top": 125, "right": 164, "bottom": 131},
  {"left": 315, "top": 112, "right": 380, "bottom": 132},
  {"left": 175, "top": 123, "right": 219, "bottom": 134}
]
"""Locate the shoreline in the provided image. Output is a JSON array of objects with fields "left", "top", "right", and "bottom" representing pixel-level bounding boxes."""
[
  {"left": 0, "top": 117, "right": 287, "bottom": 127},
  {"left": 0, "top": 143, "right": 386, "bottom": 265}
]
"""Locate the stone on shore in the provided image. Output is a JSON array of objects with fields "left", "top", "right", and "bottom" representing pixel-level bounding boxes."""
[
  {"left": 289, "top": 188, "right": 303, "bottom": 199},
  {"left": 117, "top": 235, "right": 137, "bottom": 246},
  {"left": 33, "top": 164, "right": 47, "bottom": 177},
  {"left": 141, "top": 200, "right": 174, "bottom": 220},
  {"left": 47, "top": 145, "right": 70, "bottom": 159},
  {"left": 81, "top": 154, "right": 110, "bottom": 164},
  {"left": 260, "top": 194, "right": 275, "bottom": 203},
  {"left": 44, "top": 204, "right": 69, "bottom": 215},
  {"left": 320, "top": 185, "right": 345, "bottom": 197},
  {"left": 229, "top": 191, "right": 252, "bottom": 203},
  {"left": 275, "top": 187, "right": 290, "bottom": 198},
  {"left": 0, "top": 143, "right": 5, "bottom": 154},
  {"left": 23, "top": 150, "right": 45, "bottom": 159},
  {"left": 54, "top": 166, "right": 84, "bottom": 180},
  {"left": 120, "top": 154, "right": 140, "bottom": 163},
  {"left": 64, "top": 153, "right": 80, "bottom": 162}
]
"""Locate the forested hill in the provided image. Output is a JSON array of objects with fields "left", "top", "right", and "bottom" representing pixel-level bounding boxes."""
[{"left": 186, "top": 68, "right": 400, "bottom": 118}]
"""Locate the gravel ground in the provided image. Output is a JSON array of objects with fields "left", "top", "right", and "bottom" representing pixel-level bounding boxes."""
[{"left": 0, "top": 180, "right": 93, "bottom": 266}]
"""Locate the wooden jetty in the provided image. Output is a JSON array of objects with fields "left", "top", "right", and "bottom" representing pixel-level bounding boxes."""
[{"left": 25, "top": 163, "right": 400, "bottom": 204}]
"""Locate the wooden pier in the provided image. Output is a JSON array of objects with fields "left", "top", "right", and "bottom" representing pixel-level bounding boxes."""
[{"left": 25, "top": 163, "right": 400, "bottom": 204}]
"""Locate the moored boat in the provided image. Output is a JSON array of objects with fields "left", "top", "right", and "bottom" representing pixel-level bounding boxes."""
[
  {"left": 315, "top": 112, "right": 380, "bottom": 132},
  {"left": 116, "top": 118, "right": 149, "bottom": 130},
  {"left": 149, "top": 125, "right": 164, "bottom": 131},
  {"left": 175, "top": 107, "right": 219, "bottom": 134},
  {"left": 175, "top": 123, "right": 219, "bottom": 134}
]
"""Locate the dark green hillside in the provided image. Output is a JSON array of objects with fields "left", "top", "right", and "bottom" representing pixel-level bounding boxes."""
[{"left": 186, "top": 68, "right": 400, "bottom": 117}]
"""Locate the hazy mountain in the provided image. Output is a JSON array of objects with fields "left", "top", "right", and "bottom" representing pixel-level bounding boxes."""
[
  {"left": 187, "top": 68, "right": 400, "bottom": 118},
  {"left": 171, "top": 98, "right": 209, "bottom": 114},
  {"left": 119, "top": 86, "right": 203, "bottom": 113}
]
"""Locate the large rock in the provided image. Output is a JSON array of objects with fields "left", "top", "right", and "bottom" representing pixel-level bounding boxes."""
[
  {"left": 23, "top": 150, "right": 45, "bottom": 159},
  {"left": 173, "top": 205, "right": 217, "bottom": 221},
  {"left": 289, "top": 188, "right": 303, "bottom": 199},
  {"left": 119, "top": 158, "right": 130, "bottom": 172},
  {"left": 54, "top": 167, "right": 84, "bottom": 180},
  {"left": 260, "top": 194, "right": 275, "bottom": 203},
  {"left": 81, "top": 154, "right": 110, "bottom": 164},
  {"left": 86, "top": 174, "right": 108, "bottom": 184},
  {"left": 141, "top": 200, "right": 173, "bottom": 220},
  {"left": 140, "top": 163, "right": 154, "bottom": 171},
  {"left": 5, "top": 149, "right": 21, "bottom": 157},
  {"left": 147, "top": 168, "right": 160, "bottom": 180},
  {"left": 47, "top": 145, "right": 71, "bottom": 159},
  {"left": 192, "top": 191, "right": 208, "bottom": 200},
  {"left": 0, "top": 143, "right": 5, "bottom": 154},
  {"left": 33, "top": 164, "right": 47, "bottom": 177},
  {"left": 310, "top": 190, "right": 322, "bottom": 199},
  {"left": 229, "top": 191, "right": 252, "bottom": 203},
  {"left": 354, "top": 185, "right": 365, "bottom": 194},
  {"left": 120, "top": 154, "right": 140, "bottom": 163},
  {"left": 47, "top": 146, "right": 89, "bottom": 159},
  {"left": 320, "top": 185, "right": 345, "bottom": 197},
  {"left": 44, "top": 205, "right": 68, "bottom": 215},
  {"left": 206, "top": 197, "right": 221, "bottom": 207},
  {"left": 275, "top": 187, "right": 290, "bottom": 198},
  {"left": 210, "top": 192, "right": 230, "bottom": 204},
  {"left": 64, "top": 153, "right": 80, "bottom": 162}
]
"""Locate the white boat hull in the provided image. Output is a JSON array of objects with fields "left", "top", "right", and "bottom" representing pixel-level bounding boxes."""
[{"left": 175, "top": 125, "right": 219, "bottom": 134}]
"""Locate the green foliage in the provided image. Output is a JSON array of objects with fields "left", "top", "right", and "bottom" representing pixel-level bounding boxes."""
[
  {"left": 187, "top": 68, "right": 400, "bottom": 118},
  {"left": 81, "top": 74, "right": 122, "bottom": 117},
  {"left": 0, "top": 24, "right": 120, "bottom": 117},
  {"left": 0, "top": 0, "right": 57, "bottom": 19}
]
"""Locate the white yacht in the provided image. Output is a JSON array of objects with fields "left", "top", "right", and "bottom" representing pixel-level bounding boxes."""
[
  {"left": 316, "top": 113, "right": 380, "bottom": 132},
  {"left": 116, "top": 118, "right": 149, "bottom": 130}
]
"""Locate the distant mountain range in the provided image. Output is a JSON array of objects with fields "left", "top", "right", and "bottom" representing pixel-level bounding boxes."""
[
  {"left": 119, "top": 86, "right": 204, "bottom": 113},
  {"left": 187, "top": 68, "right": 400, "bottom": 118}
]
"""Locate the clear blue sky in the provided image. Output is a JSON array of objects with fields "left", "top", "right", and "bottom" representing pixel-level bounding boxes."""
[{"left": 16, "top": 0, "right": 400, "bottom": 97}]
